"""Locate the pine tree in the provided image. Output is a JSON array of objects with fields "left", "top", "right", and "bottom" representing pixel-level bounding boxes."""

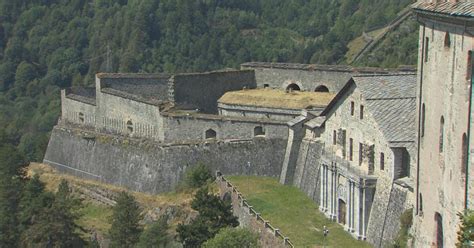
[
  {"left": 109, "top": 191, "right": 143, "bottom": 248},
  {"left": 177, "top": 187, "right": 239, "bottom": 247},
  {"left": 136, "top": 215, "right": 170, "bottom": 248},
  {"left": 21, "top": 179, "right": 84, "bottom": 247}
]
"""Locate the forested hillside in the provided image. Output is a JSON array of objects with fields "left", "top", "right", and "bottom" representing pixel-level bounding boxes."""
[{"left": 0, "top": 0, "right": 415, "bottom": 162}]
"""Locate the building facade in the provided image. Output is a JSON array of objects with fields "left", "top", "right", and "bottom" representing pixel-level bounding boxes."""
[{"left": 412, "top": 1, "right": 474, "bottom": 247}]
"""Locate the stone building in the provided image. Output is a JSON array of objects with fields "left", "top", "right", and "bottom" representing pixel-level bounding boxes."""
[
  {"left": 280, "top": 74, "right": 417, "bottom": 247},
  {"left": 45, "top": 61, "right": 417, "bottom": 245},
  {"left": 411, "top": 1, "right": 474, "bottom": 247}
]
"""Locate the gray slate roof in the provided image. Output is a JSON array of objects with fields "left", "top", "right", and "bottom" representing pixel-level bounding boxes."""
[
  {"left": 412, "top": 1, "right": 474, "bottom": 18},
  {"left": 353, "top": 74, "right": 417, "bottom": 144}
]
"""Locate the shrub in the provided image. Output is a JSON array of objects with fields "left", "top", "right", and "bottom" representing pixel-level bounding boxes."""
[
  {"left": 203, "top": 227, "right": 260, "bottom": 248},
  {"left": 184, "top": 163, "right": 214, "bottom": 189}
]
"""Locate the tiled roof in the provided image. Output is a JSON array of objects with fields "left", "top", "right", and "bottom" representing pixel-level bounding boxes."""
[
  {"left": 353, "top": 74, "right": 417, "bottom": 144},
  {"left": 412, "top": 1, "right": 474, "bottom": 18},
  {"left": 65, "top": 87, "right": 96, "bottom": 105},
  {"left": 241, "top": 62, "right": 416, "bottom": 73}
]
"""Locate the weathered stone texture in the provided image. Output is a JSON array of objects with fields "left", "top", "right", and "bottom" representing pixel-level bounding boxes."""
[
  {"left": 44, "top": 126, "right": 286, "bottom": 194},
  {"left": 161, "top": 114, "right": 288, "bottom": 142},
  {"left": 169, "top": 70, "right": 257, "bottom": 114}
]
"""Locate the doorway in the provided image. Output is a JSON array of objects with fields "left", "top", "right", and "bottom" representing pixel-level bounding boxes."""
[{"left": 338, "top": 199, "right": 346, "bottom": 225}]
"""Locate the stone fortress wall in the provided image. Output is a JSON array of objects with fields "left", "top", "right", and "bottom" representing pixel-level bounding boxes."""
[{"left": 46, "top": 62, "right": 418, "bottom": 247}]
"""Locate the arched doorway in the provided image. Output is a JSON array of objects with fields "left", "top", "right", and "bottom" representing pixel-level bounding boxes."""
[
  {"left": 315, "top": 85, "right": 329, "bottom": 92},
  {"left": 286, "top": 83, "right": 301, "bottom": 91},
  {"left": 205, "top": 129, "right": 217, "bottom": 139},
  {"left": 338, "top": 199, "right": 346, "bottom": 225},
  {"left": 254, "top": 126, "right": 265, "bottom": 137}
]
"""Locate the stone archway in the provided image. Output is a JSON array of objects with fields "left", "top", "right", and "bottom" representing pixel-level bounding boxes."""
[
  {"left": 315, "top": 85, "right": 330, "bottom": 92},
  {"left": 286, "top": 83, "right": 301, "bottom": 91}
]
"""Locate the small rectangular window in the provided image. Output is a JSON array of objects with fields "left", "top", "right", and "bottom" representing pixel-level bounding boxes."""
[
  {"left": 467, "top": 51, "right": 473, "bottom": 81},
  {"left": 349, "top": 138, "right": 353, "bottom": 161},
  {"left": 380, "top": 153, "right": 385, "bottom": 171},
  {"left": 359, "top": 143, "right": 363, "bottom": 166},
  {"left": 360, "top": 105, "right": 364, "bottom": 120},
  {"left": 333, "top": 130, "right": 337, "bottom": 145},
  {"left": 350, "top": 101, "right": 355, "bottom": 116},
  {"left": 424, "top": 37, "right": 429, "bottom": 63}
]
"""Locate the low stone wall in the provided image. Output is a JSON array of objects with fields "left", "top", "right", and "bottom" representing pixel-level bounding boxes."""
[
  {"left": 43, "top": 125, "right": 286, "bottom": 194},
  {"left": 216, "top": 173, "right": 294, "bottom": 248}
]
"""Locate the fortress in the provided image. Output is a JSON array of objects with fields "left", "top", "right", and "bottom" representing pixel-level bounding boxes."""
[{"left": 44, "top": 1, "right": 474, "bottom": 248}]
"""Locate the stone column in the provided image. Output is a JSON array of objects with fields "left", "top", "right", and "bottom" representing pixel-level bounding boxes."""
[
  {"left": 354, "top": 184, "right": 361, "bottom": 238},
  {"left": 320, "top": 165, "right": 325, "bottom": 211},
  {"left": 346, "top": 181, "right": 351, "bottom": 230},
  {"left": 361, "top": 187, "right": 367, "bottom": 239}
]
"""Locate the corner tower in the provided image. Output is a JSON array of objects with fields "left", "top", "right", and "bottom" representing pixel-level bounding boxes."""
[{"left": 412, "top": 1, "right": 474, "bottom": 247}]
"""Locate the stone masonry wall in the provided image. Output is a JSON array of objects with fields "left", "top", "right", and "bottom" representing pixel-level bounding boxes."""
[
  {"left": 217, "top": 175, "right": 294, "bottom": 248},
  {"left": 161, "top": 114, "right": 288, "bottom": 142},
  {"left": 292, "top": 139, "right": 324, "bottom": 205},
  {"left": 61, "top": 91, "right": 96, "bottom": 128},
  {"left": 43, "top": 126, "right": 286, "bottom": 194},
  {"left": 169, "top": 70, "right": 257, "bottom": 114}
]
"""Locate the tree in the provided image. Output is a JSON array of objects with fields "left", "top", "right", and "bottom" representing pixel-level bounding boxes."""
[
  {"left": 109, "top": 191, "right": 143, "bottom": 248},
  {"left": 177, "top": 187, "right": 239, "bottom": 247},
  {"left": 203, "top": 228, "right": 260, "bottom": 248},
  {"left": 457, "top": 210, "right": 474, "bottom": 247},
  {"left": 136, "top": 215, "right": 170, "bottom": 248},
  {"left": 0, "top": 144, "right": 24, "bottom": 247},
  {"left": 20, "top": 179, "right": 84, "bottom": 247},
  {"left": 184, "top": 163, "right": 214, "bottom": 189}
]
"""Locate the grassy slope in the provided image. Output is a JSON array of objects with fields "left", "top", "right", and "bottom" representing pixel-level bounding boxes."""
[{"left": 227, "top": 176, "right": 372, "bottom": 248}]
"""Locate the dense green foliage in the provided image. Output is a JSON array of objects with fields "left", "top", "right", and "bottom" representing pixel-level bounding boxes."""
[
  {"left": 457, "top": 210, "right": 474, "bottom": 247},
  {"left": 203, "top": 227, "right": 260, "bottom": 248},
  {"left": 0, "top": 0, "right": 415, "bottom": 163},
  {"left": 136, "top": 216, "right": 170, "bottom": 248},
  {"left": 109, "top": 191, "right": 143, "bottom": 248},
  {"left": 177, "top": 187, "right": 239, "bottom": 247},
  {"left": 0, "top": 143, "right": 86, "bottom": 247},
  {"left": 184, "top": 163, "right": 215, "bottom": 189}
]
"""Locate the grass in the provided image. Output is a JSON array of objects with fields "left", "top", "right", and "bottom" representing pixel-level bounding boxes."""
[
  {"left": 77, "top": 203, "right": 113, "bottom": 235},
  {"left": 227, "top": 176, "right": 372, "bottom": 248},
  {"left": 218, "top": 88, "right": 335, "bottom": 109}
]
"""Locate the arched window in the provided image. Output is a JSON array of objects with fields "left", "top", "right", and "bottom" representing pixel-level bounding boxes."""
[
  {"left": 79, "top": 112, "right": 85, "bottom": 123},
  {"left": 439, "top": 116, "right": 445, "bottom": 152},
  {"left": 421, "top": 104, "right": 425, "bottom": 137},
  {"left": 435, "top": 212, "right": 444, "bottom": 248},
  {"left": 205, "top": 129, "right": 217, "bottom": 139},
  {"left": 315, "top": 85, "right": 329, "bottom": 92},
  {"left": 127, "top": 120, "right": 133, "bottom": 134},
  {"left": 254, "top": 126, "right": 265, "bottom": 137},
  {"left": 444, "top": 32, "right": 450, "bottom": 48},
  {"left": 462, "top": 133, "right": 468, "bottom": 175},
  {"left": 286, "top": 83, "right": 301, "bottom": 92}
]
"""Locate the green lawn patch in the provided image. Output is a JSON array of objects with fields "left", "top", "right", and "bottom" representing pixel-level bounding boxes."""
[
  {"left": 78, "top": 202, "right": 113, "bottom": 235},
  {"left": 226, "top": 176, "right": 372, "bottom": 248}
]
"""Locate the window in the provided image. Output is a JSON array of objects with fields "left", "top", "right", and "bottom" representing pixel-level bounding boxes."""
[
  {"left": 435, "top": 213, "right": 444, "bottom": 248},
  {"left": 444, "top": 32, "right": 450, "bottom": 48},
  {"left": 424, "top": 37, "right": 429, "bottom": 62},
  {"left": 126, "top": 120, "right": 133, "bottom": 134},
  {"left": 263, "top": 84, "right": 269, "bottom": 88},
  {"left": 380, "top": 153, "right": 385, "bottom": 171},
  {"left": 419, "top": 193, "right": 423, "bottom": 213},
  {"left": 359, "top": 143, "right": 363, "bottom": 166},
  {"left": 315, "top": 85, "right": 329, "bottom": 92},
  {"left": 254, "top": 126, "right": 265, "bottom": 137},
  {"left": 421, "top": 104, "right": 425, "bottom": 137},
  {"left": 205, "top": 129, "right": 217, "bottom": 139},
  {"left": 79, "top": 112, "right": 84, "bottom": 123},
  {"left": 350, "top": 101, "right": 355, "bottom": 116},
  {"left": 349, "top": 138, "right": 353, "bottom": 161},
  {"left": 360, "top": 105, "right": 364, "bottom": 120},
  {"left": 333, "top": 130, "right": 337, "bottom": 145},
  {"left": 439, "top": 116, "right": 445, "bottom": 152},
  {"left": 286, "top": 83, "right": 300, "bottom": 92},
  {"left": 462, "top": 133, "right": 468, "bottom": 174},
  {"left": 467, "top": 51, "right": 473, "bottom": 81}
]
